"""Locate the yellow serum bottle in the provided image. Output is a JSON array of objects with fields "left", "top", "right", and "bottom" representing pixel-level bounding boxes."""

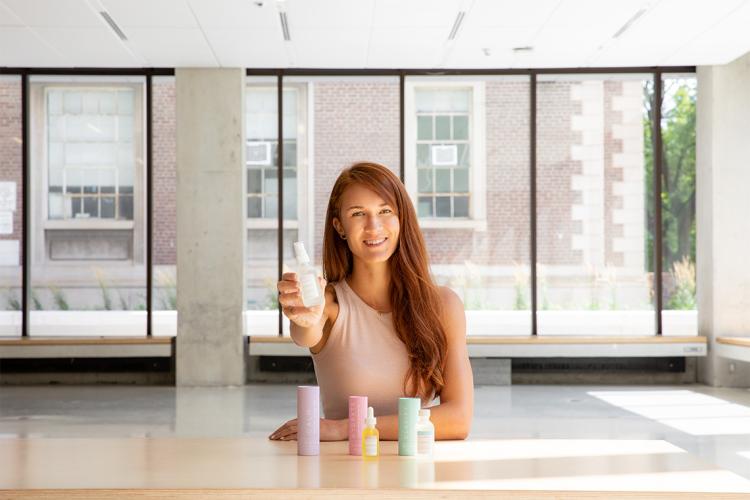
[{"left": 361, "top": 406, "right": 379, "bottom": 459}]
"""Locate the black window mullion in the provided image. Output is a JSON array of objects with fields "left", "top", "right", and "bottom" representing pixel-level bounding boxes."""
[
  {"left": 653, "top": 72, "right": 664, "bottom": 335},
  {"left": 530, "top": 73, "right": 538, "bottom": 337},
  {"left": 146, "top": 72, "right": 153, "bottom": 337},
  {"left": 21, "top": 71, "right": 29, "bottom": 338},
  {"left": 277, "top": 72, "right": 284, "bottom": 337},
  {"left": 399, "top": 72, "right": 405, "bottom": 182}
]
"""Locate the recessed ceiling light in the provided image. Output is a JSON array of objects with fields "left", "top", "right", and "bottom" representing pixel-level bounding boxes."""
[
  {"left": 482, "top": 48, "right": 491, "bottom": 56},
  {"left": 613, "top": 7, "right": 648, "bottom": 39},
  {"left": 447, "top": 11, "right": 466, "bottom": 41},
  {"left": 279, "top": 11, "right": 290, "bottom": 41},
  {"left": 99, "top": 11, "right": 127, "bottom": 41}
]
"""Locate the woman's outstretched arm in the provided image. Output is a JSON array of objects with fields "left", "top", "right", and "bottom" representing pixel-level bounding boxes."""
[{"left": 367, "top": 287, "right": 474, "bottom": 441}]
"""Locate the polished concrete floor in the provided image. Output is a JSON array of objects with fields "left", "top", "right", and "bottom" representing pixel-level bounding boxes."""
[{"left": 1, "top": 384, "right": 750, "bottom": 491}]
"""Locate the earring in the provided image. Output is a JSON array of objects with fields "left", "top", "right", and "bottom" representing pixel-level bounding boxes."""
[{"left": 340, "top": 233, "right": 347, "bottom": 240}]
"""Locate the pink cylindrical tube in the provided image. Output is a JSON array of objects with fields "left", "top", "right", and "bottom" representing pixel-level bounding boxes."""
[
  {"left": 348, "top": 395, "right": 368, "bottom": 455},
  {"left": 297, "top": 386, "right": 319, "bottom": 456}
]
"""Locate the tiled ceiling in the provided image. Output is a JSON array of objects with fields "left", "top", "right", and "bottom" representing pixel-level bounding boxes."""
[{"left": 1, "top": 0, "right": 749, "bottom": 68}]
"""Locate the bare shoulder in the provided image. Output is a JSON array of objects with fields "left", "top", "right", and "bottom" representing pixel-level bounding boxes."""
[
  {"left": 438, "top": 285, "right": 464, "bottom": 313},
  {"left": 438, "top": 286, "right": 466, "bottom": 341}
]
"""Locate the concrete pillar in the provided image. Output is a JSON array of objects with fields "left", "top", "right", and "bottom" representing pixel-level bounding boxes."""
[
  {"left": 175, "top": 68, "right": 246, "bottom": 386},
  {"left": 697, "top": 53, "right": 750, "bottom": 387}
]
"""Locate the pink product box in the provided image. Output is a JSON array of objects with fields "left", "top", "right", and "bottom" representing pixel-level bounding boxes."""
[{"left": 348, "top": 395, "right": 368, "bottom": 455}]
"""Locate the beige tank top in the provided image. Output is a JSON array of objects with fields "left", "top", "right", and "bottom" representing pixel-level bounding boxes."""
[{"left": 311, "top": 279, "right": 412, "bottom": 420}]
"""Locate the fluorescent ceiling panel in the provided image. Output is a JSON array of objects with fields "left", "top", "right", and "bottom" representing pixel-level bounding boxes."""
[
  {"left": 187, "top": 0, "right": 278, "bottom": 29},
  {"left": 125, "top": 27, "right": 217, "bottom": 66},
  {"left": 0, "top": 27, "right": 62, "bottom": 66},
  {"left": 1, "top": 0, "right": 101, "bottom": 27},
  {"left": 204, "top": 28, "right": 288, "bottom": 67},
  {"left": 545, "top": 0, "right": 649, "bottom": 30},
  {"left": 443, "top": 46, "right": 516, "bottom": 68},
  {"left": 0, "top": 2, "right": 22, "bottom": 26},
  {"left": 372, "top": 0, "right": 463, "bottom": 28},
  {"left": 288, "top": 0, "right": 373, "bottom": 28},
  {"left": 0, "top": 0, "right": 746, "bottom": 68},
  {"left": 367, "top": 27, "right": 447, "bottom": 67},
  {"left": 466, "top": 0, "right": 559, "bottom": 28},
  {"left": 100, "top": 0, "right": 198, "bottom": 28},
  {"left": 34, "top": 27, "right": 140, "bottom": 67},
  {"left": 293, "top": 28, "right": 369, "bottom": 67},
  {"left": 456, "top": 26, "right": 536, "bottom": 48},
  {"left": 664, "top": 1, "right": 750, "bottom": 65}
]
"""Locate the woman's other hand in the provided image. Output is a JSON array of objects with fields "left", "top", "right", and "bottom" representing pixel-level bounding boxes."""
[{"left": 268, "top": 418, "right": 347, "bottom": 441}]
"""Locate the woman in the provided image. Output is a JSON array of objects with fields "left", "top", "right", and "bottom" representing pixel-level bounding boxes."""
[{"left": 270, "top": 162, "right": 473, "bottom": 441}]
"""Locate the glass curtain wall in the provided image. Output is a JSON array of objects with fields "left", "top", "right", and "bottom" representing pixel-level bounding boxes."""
[
  {"left": 0, "top": 75, "right": 23, "bottom": 336},
  {"left": 151, "top": 75, "right": 177, "bottom": 336},
  {"left": 659, "top": 74, "right": 697, "bottom": 336},
  {"left": 27, "top": 75, "right": 147, "bottom": 336},
  {"left": 405, "top": 75, "right": 531, "bottom": 335},
  {"left": 245, "top": 76, "right": 281, "bottom": 335},
  {"left": 280, "top": 76, "right": 400, "bottom": 335},
  {"left": 536, "top": 74, "right": 655, "bottom": 335},
  {"left": 6, "top": 70, "right": 695, "bottom": 339},
  {"left": 253, "top": 71, "right": 696, "bottom": 337}
]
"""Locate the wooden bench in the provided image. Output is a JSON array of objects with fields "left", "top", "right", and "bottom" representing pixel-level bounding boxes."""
[
  {"left": 716, "top": 337, "right": 750, "bottom": 363},
  {"left": 0, "top": 335, "right": 709, "bottom": 359},
  {"left": 250, "top": 335, "right": 708, "bottom": 358},
  {"left": 0, "top": 337, "right": 173, "bottom": 358}
]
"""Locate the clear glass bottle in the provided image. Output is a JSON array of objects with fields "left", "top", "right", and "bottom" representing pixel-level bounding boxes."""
[
  {"left": 361, "top": 406, "right": 379, "bottom": 459},
  {"left": 416, "top": 409, "right": 434, "bottom": 455},
  {"left": 293, "top": 241, "right": 323, "bottom": 307}
]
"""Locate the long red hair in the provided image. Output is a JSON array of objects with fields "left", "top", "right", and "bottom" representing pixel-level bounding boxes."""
[{"left": 322, "top": 162, "right": 447, "bottom": 400}]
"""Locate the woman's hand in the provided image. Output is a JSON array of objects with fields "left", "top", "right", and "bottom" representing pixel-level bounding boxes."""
[
  {"left": 277, "top": 272, "right": 327, "bottom": 329},
  {"left": 268, "top": 418, "right": 347, "bottom": 441}
]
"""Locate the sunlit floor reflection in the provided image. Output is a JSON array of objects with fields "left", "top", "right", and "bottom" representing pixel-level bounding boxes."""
[{"left": 588, "top": 389, "right": 750, "bottom": 436}]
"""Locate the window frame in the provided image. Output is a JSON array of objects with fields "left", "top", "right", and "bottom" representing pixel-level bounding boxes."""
[
  {"left": 29, "top": 77, "right": 146, "bottom": 267},
  {"left": 404, "top": 79, "right": 487, "bottom": 231},
  {"left": 245, "top": 81, "right": 311, "bottom": 261}
]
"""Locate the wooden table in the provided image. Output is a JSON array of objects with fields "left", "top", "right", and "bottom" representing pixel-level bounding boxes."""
[{"left": 2, "top": 436, "right": 750, "bottom": 499}]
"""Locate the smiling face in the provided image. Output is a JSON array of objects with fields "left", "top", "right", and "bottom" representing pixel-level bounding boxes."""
[{"left": 332, "top": 183, "right": 400, "bottom": 265}]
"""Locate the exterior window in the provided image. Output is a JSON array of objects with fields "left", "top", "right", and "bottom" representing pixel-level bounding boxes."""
[
  {"left": 46, "top": 88, "right": 135, "bottom": 221},
  {"left": 30, "top": 77, "right": 145, "bottom": 266},
  {"left": 27, "top": 76, "right": 146, "bottom": 329},
  {"left": 246, "top": 87, "right": 298, "bottom": 221},
  {"left": 415, "top": 88, "right": 471, "bottom": 218},
  {"left": 245, "top": 81, "right": 309, "bottom": 315},
  {"left": 405, "top": 80, "right": 486, "bottom": 231}
]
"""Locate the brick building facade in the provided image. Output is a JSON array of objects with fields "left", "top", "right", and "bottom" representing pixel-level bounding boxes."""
[{"left": 0, "top": 76, "right": 652, "bottom": 314}]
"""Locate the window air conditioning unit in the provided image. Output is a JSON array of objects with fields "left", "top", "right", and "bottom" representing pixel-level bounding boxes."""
[
  {"left": 431, "top": 145, "right": 458, "bottom": 166},
  {"left": 247, "top": 141, "right": 272, "bottom": 165}
]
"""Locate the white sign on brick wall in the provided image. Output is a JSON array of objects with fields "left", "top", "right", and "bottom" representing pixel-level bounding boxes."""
[
  {"left": 0, "top": 182, "right": 16, "bottom": 212},
  {"left": 0, "top": 240, "right": 19, "bottom": 265},
  {"left": 0, "top": 212, "right": 12, "bottom": 235}
]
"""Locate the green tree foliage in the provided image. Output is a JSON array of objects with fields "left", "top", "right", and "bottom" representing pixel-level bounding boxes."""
[{"left": 643, "top": 79, "right": 697, "bottom": 308}]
